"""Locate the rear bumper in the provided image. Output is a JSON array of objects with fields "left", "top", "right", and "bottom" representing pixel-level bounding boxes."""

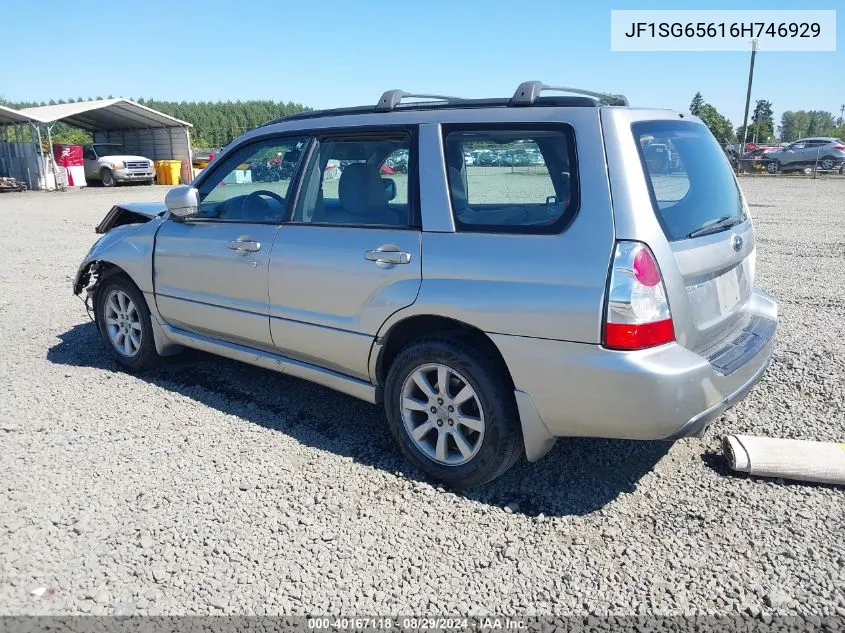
[{"left": 492, "top": 288, "right": 777, "bottom": 452}]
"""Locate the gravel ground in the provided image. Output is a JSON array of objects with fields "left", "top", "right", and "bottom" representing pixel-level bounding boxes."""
[{"left": 0, "top": 179, "right": 843, "bottom": 619}]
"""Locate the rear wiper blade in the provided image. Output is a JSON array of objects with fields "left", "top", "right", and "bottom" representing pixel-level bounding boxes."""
[{"left": 686, "top": 215, "right": 740, "bottom": 239}]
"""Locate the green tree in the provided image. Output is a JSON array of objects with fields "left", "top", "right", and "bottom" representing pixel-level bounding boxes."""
[
  {"left": 698, "top": 103, "right": 735, "bottom": 143},
  {"left": 689, "top": 92, "right": 704, "bottom": 116},
  {"left": 806, "top": 110, "right": 836, "bottom": 136},
  {"left": 779, "top": 111, "right": 799, "bottom": 142},
  {"left": 792, "top": 111, "right": 811, "bottom": 139},
  {"left": 688, "top": 93, "right": 734, "bottom": 143},
  {"left": 750, "top": 99, "right": 774, "bottom": 142},
  {"left": 780, "top": 110, "right": 840, "bottom": 140}
]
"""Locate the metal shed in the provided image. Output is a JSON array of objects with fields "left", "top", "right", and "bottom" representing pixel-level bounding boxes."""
[
  {"left": 0, "top": 104, "right": 45, "bottom": 189},
  {"left": 19, "top": 99, "right": 194, "bottom": 184}
]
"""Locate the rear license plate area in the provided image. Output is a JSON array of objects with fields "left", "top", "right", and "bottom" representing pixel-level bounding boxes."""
[{"left": 715, "top": 267, "right": 741, "bottom": 313}]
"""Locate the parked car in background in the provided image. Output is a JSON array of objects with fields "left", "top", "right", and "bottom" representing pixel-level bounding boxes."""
[
  {"left": 502, "top": 149, "right": 531, "bottom": 166},
  {"left": 763, "top": 137, "right": 845, "bottom": 174},
  {"left": 385, "top": 149, "right": 409, "bottom": 173},
  {"left": 463, "top": 152, "right": 474, "bottom": 166},
  {"left": 526, "top": 148, "right": 545, "bottom": 165},
  {"left": 722, "top": 145, "right": 740, "bottom": 168},
  {"left": 74, "top": 82, "right": 777, "bottom": 487},
  {"left": 83, "top": 143, "right": 155, "bottom": 187},
  {"left": 642, "top": 142, "right": 673, "bottom": 174},
  {"left": 741, "top": 147, "right": 779, "bottom": 172},
  {"left": 475, "top": 150, "right": 500, "bottom": 166}
]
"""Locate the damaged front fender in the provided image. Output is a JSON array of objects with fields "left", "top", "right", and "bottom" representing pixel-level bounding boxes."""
[
  {"left": 73, "top": 215, "right": 164, "bottom": 297},
  {"left": 73, "top": 210, "right": 181, "bottom": 357},
  {"left": 95, "top": 202, "right": 166, "bottom": 235}
]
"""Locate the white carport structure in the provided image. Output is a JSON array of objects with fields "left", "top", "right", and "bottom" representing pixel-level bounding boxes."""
[
  {"left": 0, "top": 104, "right": 47, "bottom": 189},
  {"left": 19, "top": 99, "right": 194, "bottom": 184}
]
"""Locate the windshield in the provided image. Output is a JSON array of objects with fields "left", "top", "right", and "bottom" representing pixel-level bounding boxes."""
[
  {"left": 632, "top": 120, "right": 745, "bottom": 241},
  {"left": 93, "top": 144, "right": 130, "bottom": 157}
]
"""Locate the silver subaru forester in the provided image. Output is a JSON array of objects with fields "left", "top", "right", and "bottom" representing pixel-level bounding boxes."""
[{"left": 74, "top": 82, "right": 777, "bottom": 487}]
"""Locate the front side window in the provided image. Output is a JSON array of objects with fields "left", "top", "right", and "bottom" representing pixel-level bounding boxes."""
[
  {"left": 443, "top": 126, "right": 577, "bottom": 234},
  {"left": 633, "top": 120, "right": 745, "bottom": 241},
  {"left": 293, "top": 133, "right": 412, "bottom": 227},
  {"left": 197, "top": 137, "right": 309, "bottom": 223}
]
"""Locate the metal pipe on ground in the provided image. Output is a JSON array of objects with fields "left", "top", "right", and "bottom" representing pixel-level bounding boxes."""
[{"left": 723, "top": 434, "right": 845, "bottom": 486}]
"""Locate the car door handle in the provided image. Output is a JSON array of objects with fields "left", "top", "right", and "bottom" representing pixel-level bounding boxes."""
[
  {"left": 227, "top": 238, "right": 261, "bottom": 254},
  {"left": 365, "top": 248, "right": 411, "bottom": 266}
]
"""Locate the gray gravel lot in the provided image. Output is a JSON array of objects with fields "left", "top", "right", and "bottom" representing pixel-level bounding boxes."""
[{"left": 0, "top": 179, "right": 843, "bottom": 618}]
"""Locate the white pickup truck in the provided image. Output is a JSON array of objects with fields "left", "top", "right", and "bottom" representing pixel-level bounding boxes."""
[{"left": 83, "top": 143, "right": 155, "bottom": 187}]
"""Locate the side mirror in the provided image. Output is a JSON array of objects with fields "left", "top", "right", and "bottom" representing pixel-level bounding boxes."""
[
  {"left": 165, "top": 185, "right": 200, "bottom": 220},
  {"left": 382, "top": 177, "right": 397, "bottom": 201}
]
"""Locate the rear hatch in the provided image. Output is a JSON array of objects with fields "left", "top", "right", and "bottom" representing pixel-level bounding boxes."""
[{"left": 631, "top": 120, "right": 757, "bottom": 358}]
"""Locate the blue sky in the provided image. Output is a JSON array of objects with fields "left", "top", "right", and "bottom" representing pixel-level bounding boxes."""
[{"left": 3, "top": 1, "right": 841, "bottom": 129}]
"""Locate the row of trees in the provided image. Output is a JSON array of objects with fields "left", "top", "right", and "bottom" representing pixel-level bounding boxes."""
[
  {"left": 0, "top": 96, "right": 311, "bottom": 149},
  {"left": 689, "top": 92, "right": 845, "bottom": 145},
  {"left": 779, "top": 110, "right": 841, "bottom": 143},
  {"left": 135, "top": 98, "right": 310, "bottom": 148}
]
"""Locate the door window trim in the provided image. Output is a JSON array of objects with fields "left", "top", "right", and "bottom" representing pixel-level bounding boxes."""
[
  {"left": 185, "top": 133, "right": 315, "bottom": 226},
  {"left": 439, "top": 122, "right": 580, "bottom": 235},
  {"left": 282, "top": 125, "right": 421, "bottom": 230}
]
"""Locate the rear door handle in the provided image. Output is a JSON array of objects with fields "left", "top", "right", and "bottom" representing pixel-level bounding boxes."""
[
  {"left": 365, "top": 248, "right": 411, "bottom": 266},
  {"left": 227, "top": 237, "right": 261, "bottom": 254}
]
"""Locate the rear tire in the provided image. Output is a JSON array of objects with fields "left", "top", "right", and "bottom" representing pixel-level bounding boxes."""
[
  {"left": 100, "top": 168, "right": 115, "bottom": 187},
  {"left": 384, "top": 333, "right": 523, "bottom": 488},
  {"left": 95, "top": 274, "right": 161, "bottom": 372},
  {"left": 819, "top": 157, "right": 835, "bottom": 171}
]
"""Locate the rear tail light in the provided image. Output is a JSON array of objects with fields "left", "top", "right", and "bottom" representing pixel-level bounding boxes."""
[
  {"left": 603, "top": 241, "right": 675, "bottom": 350},
  {"left": 832, "top": 145, "right": 845, "bottom": 151}
]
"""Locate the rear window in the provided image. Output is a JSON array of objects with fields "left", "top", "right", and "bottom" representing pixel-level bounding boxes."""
[{"left": 632, "top": 120, "right": 745, "bottom": 241}]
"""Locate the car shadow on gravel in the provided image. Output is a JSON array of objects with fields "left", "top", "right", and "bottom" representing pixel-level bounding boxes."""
[{"left": 48, "top": 321, "right": 670, "bottom": 517}]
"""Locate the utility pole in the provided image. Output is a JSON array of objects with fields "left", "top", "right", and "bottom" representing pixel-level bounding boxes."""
[
  {"left": 738, "top": 39, "right": 759, "bottom": 173},
  {"left": 839, "top": 104, "right": 844, "bottom": 127}
]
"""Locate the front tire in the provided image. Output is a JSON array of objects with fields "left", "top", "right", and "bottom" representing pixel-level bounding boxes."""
[
  {"left": 766, "top": 161, "right": 779, "bottom": 174},
  {"left": 95, "top": 275, "right": 160, "bottom": 372},
  {"left": 100, "top": 168, "right": 115, "bottom": 187},
  {"left": 384, "top": 334, "right": 523, "bottom": 488}
]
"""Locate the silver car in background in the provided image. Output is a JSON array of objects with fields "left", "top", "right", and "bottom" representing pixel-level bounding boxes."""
[
  {"left": 73, "top": 82, "right": 777, "bottom": 487},
  {"left": 764, "top": 137, "right": 845, "bottom": 174}
]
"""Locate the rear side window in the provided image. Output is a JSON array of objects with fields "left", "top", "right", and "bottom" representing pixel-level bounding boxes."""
[
  {"left": 443, "top": 125, "right": 577, "bottom": 234},
  {"left": 633, "top": 120, "right": 745, "bottom": 241}
]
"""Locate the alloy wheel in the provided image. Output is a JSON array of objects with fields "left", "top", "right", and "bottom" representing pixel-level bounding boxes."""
[
  {"left": 104, "top": 289, "right": 142, "bottom": 357},
  {"left": 400, "top": 363, "right": 485, "bottom": 466}
]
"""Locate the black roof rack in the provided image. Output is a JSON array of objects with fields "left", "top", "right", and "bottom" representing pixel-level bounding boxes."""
[
  {"left": 261, "top": 82, "right": 626, "bottom": 127},
  {"left": 510, "top": 81, "right": 629, "bottom": 107},
  {"left": 375, "top": 89, "right": 465, "bottom": 112}
]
